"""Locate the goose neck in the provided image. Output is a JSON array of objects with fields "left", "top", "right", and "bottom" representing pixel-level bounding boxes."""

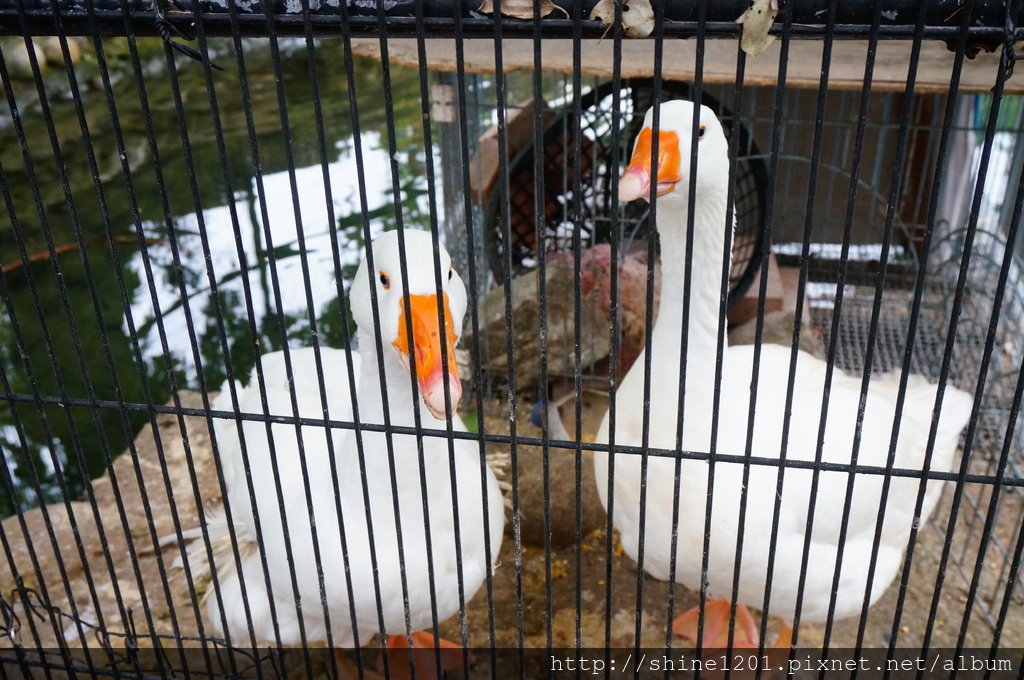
[
  {"left": 650, "top": 191, "right": 730, "bottom": 372},
  {"left": 355, "top": 329, "right": 418, "bottom": 426}
]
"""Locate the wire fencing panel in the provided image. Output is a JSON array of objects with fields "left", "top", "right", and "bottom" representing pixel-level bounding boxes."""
[{"left": 0, "top": 1, "right": 1021, "bottom": 678}]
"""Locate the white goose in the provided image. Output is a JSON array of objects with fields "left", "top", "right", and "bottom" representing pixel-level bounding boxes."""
[
  {"left": 593, "top": 100, "right": 973, "bottom": 647},
  {"left": 182, "top": 230, "right": 504, "bottom": 668}
]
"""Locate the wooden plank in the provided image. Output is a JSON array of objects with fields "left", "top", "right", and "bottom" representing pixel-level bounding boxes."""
[{"left": 351, "top": 38, "right": 1020, "bottom": 94}]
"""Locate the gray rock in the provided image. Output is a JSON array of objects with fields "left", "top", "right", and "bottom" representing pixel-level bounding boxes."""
[
  {"left": 512, "top": 442, "right": 607, "bottom": 549},
  {"left": 1, "top": 38, "right": 47, "bottom": 79}
]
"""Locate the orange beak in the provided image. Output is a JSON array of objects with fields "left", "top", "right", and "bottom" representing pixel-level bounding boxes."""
[
  {"left": 618, "top": 127, "right": 683, "bottom": 202},
  {"left": 392, "top": 293, "right": 463, "bottom": 420}
]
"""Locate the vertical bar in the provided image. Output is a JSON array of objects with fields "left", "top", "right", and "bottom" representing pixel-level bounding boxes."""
[
  {"left": 569, "top": 0, "right": 585, "bottom": 655},
  {"left": 151, "top": 22, "right": 325, "bottom": 672},
  {"left": 982, "top": 504, "right": 1024, "bottom": 679},
  {"left": 450, "top": 2, "right": 501, "bottom": 673},
  {"left": 630, "top": 4, "right": 664, "bottom": 666},
  {"left": 221, "top": 3, "right": 359, "bottom": 671},
  {"left": 0, "top": 498, "right": 61, "bottom": 675},
  {"left": 665, "top": 0, "right": 709, "bottom": 665},
  {"left": 531, "top": 0, "right": 555, "bottom": 661},
  {"left": 490, "top": 0, "right": 528, "bottom": 662},
  {"left": 29, "top": 5, "right": 248, "bottom": 670},
  {"left": 156, "top": 30, "right": 299, "bottom": 670},
  {"left": 601, "top": 0, "right": 625, "bottom": 665}
]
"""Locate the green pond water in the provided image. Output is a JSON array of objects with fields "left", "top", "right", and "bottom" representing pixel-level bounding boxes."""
[{"left": 0, "top": 37, "right": 473, "bottom": 516}]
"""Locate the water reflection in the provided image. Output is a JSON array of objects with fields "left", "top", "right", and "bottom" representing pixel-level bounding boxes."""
[{"left": 0, "top": 37, "right": 447, "bottom": 515}]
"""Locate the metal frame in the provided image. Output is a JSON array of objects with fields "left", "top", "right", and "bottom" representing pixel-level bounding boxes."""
[{"left": 0, "top": 0, "right": 1021, "bottom": 677}]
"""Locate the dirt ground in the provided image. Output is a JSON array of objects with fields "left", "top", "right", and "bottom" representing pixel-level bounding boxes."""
[{"left": 0, "top": 390, "right": 1019, "bottom": 673}]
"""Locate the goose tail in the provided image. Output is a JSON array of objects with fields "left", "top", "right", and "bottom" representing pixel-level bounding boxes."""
[
  {"left": 164, "top": 510, "right": 257, "bottom": 606},
  {"left": 927, "top": 379, "right": 974, "bottom": 524},
  {"left": 872, "top": 372, "right": 974, "bottom": 447},
  {"left": 896, "top": 374, "right": 974, "bottom": 454},
  {"left": 210, "top": 379, "right": 244, "bottom": 436},
  {"left": 892, "top": 375, "right": 974, "bottom": 527},
  {"left": 933, "top": 382, "right": 975, "bottom": 451}
]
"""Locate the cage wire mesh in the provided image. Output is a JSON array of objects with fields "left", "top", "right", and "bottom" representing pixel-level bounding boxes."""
[{"left": 0, "top": 0, "right": 1022, "bottom": 677}]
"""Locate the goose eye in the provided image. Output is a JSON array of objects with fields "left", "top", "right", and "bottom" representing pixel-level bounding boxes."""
[
  {"left": 698, "top": 125, "right": 706, "bottom": 140},
  {"left": 379, "top": 271, "right": 390, "bottom": 289},
  {"left": 448, "top": 267, "right": 453, "bottom": 281}
]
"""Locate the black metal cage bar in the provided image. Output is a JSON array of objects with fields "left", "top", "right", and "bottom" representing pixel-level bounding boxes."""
[
  {"left": 0, "top": 0, "right": 1022, "bottom": 677},
  {"left": 3, "top": 0, "right": 1024, "bottom": 39}
]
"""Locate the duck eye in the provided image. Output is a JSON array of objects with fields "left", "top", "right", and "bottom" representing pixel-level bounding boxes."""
[
  {"left": 698, "top": 125, "right": 706, "bottom": 140},
  {"left": 379, "top": 271, "right": 390, "bottom": 289},
  {"left": 448, "top": 267, "right": 453, "bottom": 281}
]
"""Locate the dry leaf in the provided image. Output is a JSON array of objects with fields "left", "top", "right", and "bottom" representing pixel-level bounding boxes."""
[
  {"left": 477, "top": 0, "right": 565, "bottom": 20},
  {"left": 590, "top": 0, "right": 655, "bottom": 38},
  {"left": 736, "top": 0, "right": 779, "bottom": 56}
]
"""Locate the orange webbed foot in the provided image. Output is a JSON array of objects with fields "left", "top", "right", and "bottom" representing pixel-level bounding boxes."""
[
  {"left": 672, "top": 599, "right": 760, "bottom": 649},
  {"left": 375, "top": 631, "right": 472, "bottom": 680}
]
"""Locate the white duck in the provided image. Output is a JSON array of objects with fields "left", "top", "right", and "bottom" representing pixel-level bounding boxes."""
[
  {"left": 593, "top": 100, "right": 973, "bottom": 647},
  {"left": 181, "top": 230, "right": 504, "bottom": 670}
]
